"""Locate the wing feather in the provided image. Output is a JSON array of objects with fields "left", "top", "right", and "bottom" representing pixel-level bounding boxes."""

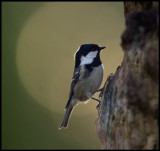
[
  {"left": 65, "top": 67, "right": 81, "bottom": 109},
  {"left": 65, "top": 65, "right": 91, "bottom": 109}
]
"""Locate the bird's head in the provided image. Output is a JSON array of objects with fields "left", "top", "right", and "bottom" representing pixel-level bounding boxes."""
[{"left": 74, "top": 44, "right": 106, "bottom": 68}]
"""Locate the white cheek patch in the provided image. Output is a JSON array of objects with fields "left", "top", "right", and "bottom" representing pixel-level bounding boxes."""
[{"left": 80, "top": 51, "right": 98, "bottom": 66}]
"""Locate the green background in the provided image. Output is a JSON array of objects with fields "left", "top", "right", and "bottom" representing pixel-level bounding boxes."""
[{"left": 2, "top": 2, "right": 125, "bottom": 149}]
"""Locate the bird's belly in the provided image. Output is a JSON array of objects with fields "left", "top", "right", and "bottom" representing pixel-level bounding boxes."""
[{"left": 74, "top": 64, "right": 104, "bottom": 101}]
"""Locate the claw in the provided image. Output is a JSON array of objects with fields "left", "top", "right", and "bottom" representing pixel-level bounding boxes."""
[
  {"left": 96, "top": 103, "right": 100, "bottom": 110},
  {"left": 99, "top": 88, "right": 104, "bottom": 99},
  {"left": 92, "top": 97, "right": 101, "bottom": 110}
]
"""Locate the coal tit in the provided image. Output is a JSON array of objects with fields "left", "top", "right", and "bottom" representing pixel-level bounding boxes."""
[{"left": 59, "top": 44, "right": 106, "bottom": 129}]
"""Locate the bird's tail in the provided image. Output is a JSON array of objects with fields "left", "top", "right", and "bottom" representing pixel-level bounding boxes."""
[{"left": 59, "top": 105, "right": 73, "bottom": 129}]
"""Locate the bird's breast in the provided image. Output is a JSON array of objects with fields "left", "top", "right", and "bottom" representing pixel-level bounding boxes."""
[{"left": 74, "top": 64, "right": 104, "bottom": 101}]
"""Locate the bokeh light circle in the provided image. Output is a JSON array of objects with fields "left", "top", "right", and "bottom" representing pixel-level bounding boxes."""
[{"left": 16, "top": 2, "right": 124, "bottom": 115}]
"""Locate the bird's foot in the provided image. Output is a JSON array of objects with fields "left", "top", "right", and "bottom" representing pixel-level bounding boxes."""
[
  {"left": 96, "top": 102, "right": 100, "bottom": 110},
  {"left": 99, "top": 73, "right": 114, "bottom": 98},
  {"left": 91, "top": 88, "right": 104, "bottom": 99},
  {"left": 91, "top": 97, "right": 101, "bottom": 110},
  {"left": 98, "top": 88, "right": 104, "bottom": 99}
]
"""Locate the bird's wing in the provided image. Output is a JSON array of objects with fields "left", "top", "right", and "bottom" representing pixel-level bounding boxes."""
[
  {"left": 65, "top": 66, "right": 87, "bottom": 109},
  {"left": 65, "top": 67, "right": 80, "bottom": 109}
]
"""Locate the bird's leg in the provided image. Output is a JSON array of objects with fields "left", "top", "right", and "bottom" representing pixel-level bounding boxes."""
[
  {"left": 98, "top": 88, "right": 104, "bottom": 99},
  {"left": 90, "top": 88, "right": 104, "bottom": 110},
  {"left": 93, "top": 88, "right": 103, "bottom": 93},
  {"left": 91, "top": 97, "right": 100, "bottom": 103},
  {"left": 92, "top": 88, "right": 103, "bottom": 94},
  {"left": 98, "top": 73, "right": 114, "bottom": 98},
  {"left": 91, "top": 88, "right": 104, "bottom": 99},
  {"left": 91, "top": 97, "right": 101, "bottom": 110}
]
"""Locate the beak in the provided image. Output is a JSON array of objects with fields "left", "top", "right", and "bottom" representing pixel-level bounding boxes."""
[{"left": 99, "top": 46, "right": 106, "bottom": 51}]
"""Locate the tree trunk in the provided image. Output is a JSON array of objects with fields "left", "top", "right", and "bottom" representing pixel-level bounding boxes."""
[{"left": 96, "top": 2, "right": 159, "bottom": 149}]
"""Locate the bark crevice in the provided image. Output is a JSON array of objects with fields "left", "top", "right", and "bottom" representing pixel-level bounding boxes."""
[{"left": 96, "top": 2, "right": 159, "bottom": 149}]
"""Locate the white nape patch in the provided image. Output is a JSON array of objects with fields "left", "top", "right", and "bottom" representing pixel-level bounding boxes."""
[
  {"left": 80, "top": 51, "right": 98, "bottom": 66},
  {"left": 74, "top": 47, "right": 80, "bottom": 60}
]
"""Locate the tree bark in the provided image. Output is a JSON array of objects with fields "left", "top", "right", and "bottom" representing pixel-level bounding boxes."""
[{"left": 96, "top": 2, "right": 159, "bottom": 149}]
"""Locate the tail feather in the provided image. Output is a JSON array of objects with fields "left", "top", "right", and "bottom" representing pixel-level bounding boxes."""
[{"left": 59, "top": 105, "right": 73, "bottom": 129}]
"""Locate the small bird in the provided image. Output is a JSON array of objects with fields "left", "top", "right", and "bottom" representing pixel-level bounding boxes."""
[{"left": 59, "top": 44, "right": 106, "bottom": 129}]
